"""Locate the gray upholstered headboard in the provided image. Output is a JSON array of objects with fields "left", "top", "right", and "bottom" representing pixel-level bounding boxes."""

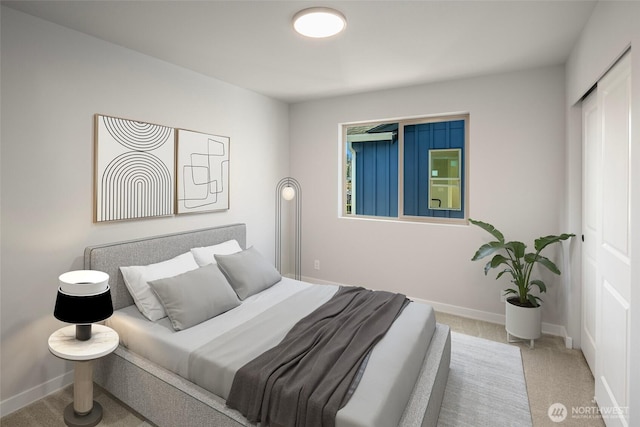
[{"left": 84, "top": 223, "right": 246, "bottom": 310}]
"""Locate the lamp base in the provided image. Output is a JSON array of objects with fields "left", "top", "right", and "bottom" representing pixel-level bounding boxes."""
[
  {"left": 75, "top": 324, "right": 92, "bottom": 341},
  {"left": 63, "top": 401, "right": 102, "bottom": 427}
]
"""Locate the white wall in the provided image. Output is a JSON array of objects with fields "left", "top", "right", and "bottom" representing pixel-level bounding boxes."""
[
  {"left": 0, "top": 7, "right": 289, "bottom": 414},
  {"left": 565, "top": 1, "right": 640, "bottom": 423},
  {"left": 289, "top": 66, "right": 570, "bottom": 327}
]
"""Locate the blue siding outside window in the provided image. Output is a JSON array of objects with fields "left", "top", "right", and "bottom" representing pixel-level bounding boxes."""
[
  {"left": 353, "top": 137, "right": 398, "bottom": 217},
  {"left": 403, "top": 120, "right": 465, "bottom": 219}
]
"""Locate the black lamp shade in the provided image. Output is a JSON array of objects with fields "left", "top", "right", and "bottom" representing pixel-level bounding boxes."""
[
  {"left": 54, "top": 270, "right": 113, "bottom": 328},
  {"left": 54, "top": 288, "right": 113, "bottom": 324}
]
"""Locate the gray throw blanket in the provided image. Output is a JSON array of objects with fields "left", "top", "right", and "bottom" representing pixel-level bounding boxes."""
[{"left": 226, "top": 286, "right": 409, "bottom": 427}]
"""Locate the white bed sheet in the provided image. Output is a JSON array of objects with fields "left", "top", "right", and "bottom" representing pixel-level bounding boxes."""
[
  {"left": 107, "top": 278, "right": 437, "bottom": 427},
  {"left": 107, "top": 278, "right": 328, "bottom": 377}
]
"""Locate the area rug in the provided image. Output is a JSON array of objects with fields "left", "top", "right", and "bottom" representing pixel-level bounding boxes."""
[{"left": 438, "top": 332, "right": 532, "bottom": 427}]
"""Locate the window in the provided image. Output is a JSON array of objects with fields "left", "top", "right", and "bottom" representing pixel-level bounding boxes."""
[
  {"left": 343, "top": 114, "right": 468, "bottom": 222},
  {"left": 429, "top": 149, "right": 462, "bottom": 211}
]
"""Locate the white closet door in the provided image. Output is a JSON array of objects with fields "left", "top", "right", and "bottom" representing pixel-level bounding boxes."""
[
  {"left": 581, "top": 90, "right": 599, "bottom": 374},
  {"left": 595, "top": 51, "right": 631, "bottom": 427}
]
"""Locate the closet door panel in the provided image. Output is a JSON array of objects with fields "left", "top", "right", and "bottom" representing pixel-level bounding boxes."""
[
  {"left": 595, "top": 51, "right": 631, "bottom": 427},
  {"left": 581, "top": 90, "right": 599, "bottom": 373}
]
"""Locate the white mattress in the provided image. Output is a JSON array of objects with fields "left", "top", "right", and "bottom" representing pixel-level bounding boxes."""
[{"left": 107, "top": 278, "right": 437, "bottom": 427}]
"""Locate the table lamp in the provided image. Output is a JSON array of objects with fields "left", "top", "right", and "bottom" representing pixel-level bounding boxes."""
[{"left": 54, "top": 270, "right": 113, "bottom": 340}]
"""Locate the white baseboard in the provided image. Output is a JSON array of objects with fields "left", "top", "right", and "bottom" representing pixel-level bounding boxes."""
[
  {"left": 0, "top": 369, "right": 73, "bottom": 417},
  {"left": 301, "top": 275, "right": 572, "bottom": 347},
  {"left": 299, "top": 275, "right": 343, "bottom": 286},
  {"left": 413, "top": 297, "right": 569, "bottom": 342}
]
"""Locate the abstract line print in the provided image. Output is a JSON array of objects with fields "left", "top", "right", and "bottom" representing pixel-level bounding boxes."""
[
  {"left": 95, "top": 115, "right": 174, "bottom": 222},
  {"left": 176, "top": 129, "right": 230, "bottom": 214}
]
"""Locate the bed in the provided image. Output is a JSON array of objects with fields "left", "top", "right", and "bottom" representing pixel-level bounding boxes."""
[{"left": 86, "top": 223, "right": 451, "bottom": 427}]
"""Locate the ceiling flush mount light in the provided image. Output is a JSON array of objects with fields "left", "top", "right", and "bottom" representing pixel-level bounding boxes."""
[{"left": 293, "top": 7, "right": 346, "bottom": 38}]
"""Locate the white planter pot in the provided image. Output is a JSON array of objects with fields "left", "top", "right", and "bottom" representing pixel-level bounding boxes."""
[{"left": 505, "top": 298, "right": 542, "bottom": 342}]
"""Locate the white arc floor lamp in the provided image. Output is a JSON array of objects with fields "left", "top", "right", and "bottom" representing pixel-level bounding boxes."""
[{"left": 275, "top": 177, "right": 301, "bottom": 280}]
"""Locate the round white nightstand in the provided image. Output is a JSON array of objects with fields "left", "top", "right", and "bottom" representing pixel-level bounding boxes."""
[{"left": 48, "top": 324, "right": 119, "bottom": 427}]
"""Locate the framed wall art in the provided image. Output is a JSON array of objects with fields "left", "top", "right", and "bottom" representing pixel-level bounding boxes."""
[
  {"left": 176, "top": 129, "right": 230, "bottom": 214},
  {"left": 94, "top": 114, "right": 175, "bottom": 222}
]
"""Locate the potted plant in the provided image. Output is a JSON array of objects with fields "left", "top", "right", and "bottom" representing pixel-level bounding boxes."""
[{"left": 469, "top": 219, "right": 574, "bottom": 347}]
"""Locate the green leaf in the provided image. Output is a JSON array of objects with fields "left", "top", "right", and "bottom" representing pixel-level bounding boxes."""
[
  {"left": 530, "top": 279, "right": 547, "bottom": 294},
  {"left": 471, "top": 242, "right": 504, "bottom": 261},
  {"left": 533, "top": 254, "right": 561, "bottom": 274},
  {"left": 489, "top": 254, "right": 509, "bottom": 268},
  {"left": 507, "top": 241, "right": 526, "bottom": 259},
  {"left": 469, "top": 219, "right": 504, "bottom": 243},
  {"left": 484, "top": 255, "right": 510, "bottom": 276},
  {"left": 523, "top": 253, "right": 561, "bottom": 274},
  {"left": 483, "top": 260, "right": 492, "bottom": 276},
  {"left": 534, "top": 233, "right": 575, "bottom": 252},
  {"left": 495, "top": 269, "right": 512, "bottom": 280},
  {"left": 527, "top": 294, "right": 541, "bottom": 307}
]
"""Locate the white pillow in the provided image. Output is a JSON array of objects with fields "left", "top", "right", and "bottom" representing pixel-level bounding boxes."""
[
  {"left": 190, "top": 239, "right": 243, "bottom": 267},
  {"left": 120, "top": 252, "right": 199, "bottom": 321}
]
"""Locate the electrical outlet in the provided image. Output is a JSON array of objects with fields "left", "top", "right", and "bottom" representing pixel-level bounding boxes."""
[{"left": 314, "top": 260, "right": 320, "bottom": 270}]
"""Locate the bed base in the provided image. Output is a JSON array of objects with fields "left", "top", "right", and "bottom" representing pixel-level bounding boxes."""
[{"left": 94, "top": 324, "right": 450, "bottom": 427}]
